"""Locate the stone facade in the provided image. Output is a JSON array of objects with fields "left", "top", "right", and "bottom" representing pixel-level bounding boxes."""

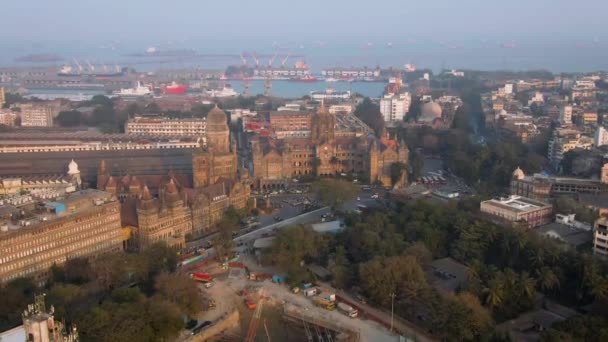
[
  {"left": 251, "top": 105, "right": 409, "bottom": 189},
  {"left": 98, "top": 106, "right": 251, "bottom": 251}
]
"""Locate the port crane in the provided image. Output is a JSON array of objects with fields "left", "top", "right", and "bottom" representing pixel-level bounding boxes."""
[
  {"left": 240, "top": 53, "right": 248, "bottom": 66},
  {"left": 268, "top": 53, "right": 278, "bottom": 67},
  {"left": 280, "top": 54, "right": 291, "bottom": 67},
  {"left": 73, "top": 58, "right": 84, "bottom": 73},
  {"left": 251, "top": 52, "right": 260, "bottom": 67}
]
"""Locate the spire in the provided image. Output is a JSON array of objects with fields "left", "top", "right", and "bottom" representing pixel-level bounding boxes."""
[
  {"left": 165, "top": 178, "right": 178, "bottom": 194},
  {"left": 319, "top": 99, "right": 328, "bottom": 113},
  {"left": 141, "top": 184, "right": 152, "bottom": 200}
]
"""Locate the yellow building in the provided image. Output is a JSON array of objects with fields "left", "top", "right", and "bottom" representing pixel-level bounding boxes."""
[{"left": 0, "top": 189, "right": 123, "bottom": 284}]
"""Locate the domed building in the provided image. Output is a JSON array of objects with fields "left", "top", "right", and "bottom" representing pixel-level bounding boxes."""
[
  {"left": 419, "top": 101, "right": 443, "bottom": 123},
  {"left": 512, "top": 166, "right": 525, "bottom": 180},
  {"left": 206, "top": 105, "right": 230, "bottom": 153},
  {"left": 192, "top": 105, "right": 238, "bottom": 187}
]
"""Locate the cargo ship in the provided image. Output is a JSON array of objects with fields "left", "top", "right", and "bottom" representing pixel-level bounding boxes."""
[
  {"left": 289, "top": 75, "right": 318, "bottom": 82},
  {"left": 162, "top": 82, "right": 187, "bottom": 94}
]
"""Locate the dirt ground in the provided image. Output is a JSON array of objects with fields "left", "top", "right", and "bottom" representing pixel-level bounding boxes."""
[{"left": 191, "top": 256, "right": 397, "bottom": 342}]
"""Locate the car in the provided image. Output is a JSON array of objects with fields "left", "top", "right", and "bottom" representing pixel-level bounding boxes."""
[
  {"left": 273, "top": 216, "right": 283, "bottom": 222},
  {"left": 371, "top": 193, "right": 379, "bottom": 199},
  {"left": 357, "top": 197, "right": 360, "bottom": 201}
]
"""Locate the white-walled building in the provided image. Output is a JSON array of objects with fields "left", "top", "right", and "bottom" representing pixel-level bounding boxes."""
[
  {"left": 595, "top": 126, "right": 608, "bottom": 147},
  {"left": 380, "top": 92, "right": 411, "bottom": 122},
  {"left": 559, "top": 105, "right": 573, "bottom": 125},
  {"left": 18, "top": 102, "right": 61, "bottom": 127},
  {"left": 125, "top": 116, "right": 206, "bottom": 137}
]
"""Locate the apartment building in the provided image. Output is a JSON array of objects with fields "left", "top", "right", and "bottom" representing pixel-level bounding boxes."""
[{"left": 125, "top": 116, "right": 206, "bottom": 137}]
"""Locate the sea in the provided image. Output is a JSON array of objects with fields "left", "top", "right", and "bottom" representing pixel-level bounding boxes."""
[{"left": 3, "top": 38, "right": 608, "bottom": 99}]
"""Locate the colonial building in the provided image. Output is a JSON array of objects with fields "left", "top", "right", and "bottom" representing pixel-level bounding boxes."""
[
  {"left": 98, "top": 106, "right": 251, "bottom": 251},
  {"left": 0, "top": 189, "right": 124, "bottom": 284},
  {"left": 251, "top": 105, "right": 409, "bottom": 189},
  {"left": 511, "top": 166, "right": 608, "bottom": 201}
]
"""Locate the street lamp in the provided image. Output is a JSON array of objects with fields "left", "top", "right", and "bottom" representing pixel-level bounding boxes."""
[{"left": 390, "top": 292, "right": 396, "bottom": 332}]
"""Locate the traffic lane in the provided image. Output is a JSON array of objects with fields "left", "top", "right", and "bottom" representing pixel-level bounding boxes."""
[{"left": 234, "top": 207, "right": 330, "bottom": 244}]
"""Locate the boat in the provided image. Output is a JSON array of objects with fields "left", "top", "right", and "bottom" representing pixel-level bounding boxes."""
[
  {"left": 325, "top": 77, "right": 338, "bottom": 82},
  {"left": 289, "top": 75, "right": 318, "bottom": 82},
  {"left": 112, "top": 81, "right": 152, "bottom": 98},
  {"left": 162, "top": 82, "right": 187, "bottom": 95},
  {"left": 310, "top": 88, "right": 351, "bottom": 100},
  {"left": 204, "top": 85, "right": 238, "bottom": 98}
]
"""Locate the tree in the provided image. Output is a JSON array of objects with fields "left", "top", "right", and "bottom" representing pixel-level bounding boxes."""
[
  {"left": 313, "top": 179, "right": 358, "bottom": 209},
  {"left": 55, "top": 110, "right": 83, "bottom": 127},
  {"left": 265, "top": 225, "right": 327, "bottom": 284},
  {"left": 330, "top": 246, "right": 353, "bottom": 289},
  {"left": 154, "top": 272, "right": 203, "bottom": 316},
  {"left": 354, "top": 97, "right": 385, "bottom": 136},
  {"left": 358, "top": 255, "right": 427, "bottom": 307},
  {"left": 536, "top": 266, "right": 560, "bottom": 292},
  {"left": 64, "top": 258, "right": 93, "bottom": 284}
]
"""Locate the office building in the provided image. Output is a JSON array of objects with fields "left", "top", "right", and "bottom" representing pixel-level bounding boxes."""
[
  {"left": 0, "top": 189, "right": 124, "bottom": 284},
  {"left": 380, "top": 92, "right": 411, "bottom": 122},
  {"left": 0, "top": 109, "right": 17, "bottom": 126},
  {"left": 269, "top": 111, "right": 312, "bottom": 138},
  {"left": 125, "top": 116, "right": 206, "bottom": 137},
  {"left": 18, "top": 102, "right": 62, "bottom": 127},
  {"left": 559, "top": 105, "right": 573, "bottom": 125},
  {"left": 480, "top": 195, "right": 553, "bottom": 228}
]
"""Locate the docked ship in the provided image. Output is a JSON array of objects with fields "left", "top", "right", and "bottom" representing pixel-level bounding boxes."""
[
  {"left": 204, "top": 85, "right": 238, "bottom": 98},
  {"left": 289, "top": 75, "right": 318, "bottom": 82},
  {"left": 58, "top": 62, "right": 124, "bottom": 77},
  {"left": 162, "top": 82, "right": 187, "bottom": 95},
  {"left": 112, "top": 81, "right": 152, "bottom": 98}
]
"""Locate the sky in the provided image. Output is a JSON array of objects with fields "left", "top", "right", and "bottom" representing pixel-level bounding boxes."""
[{"left": 1, "top": 0, "right": 606, "bottom": 43}]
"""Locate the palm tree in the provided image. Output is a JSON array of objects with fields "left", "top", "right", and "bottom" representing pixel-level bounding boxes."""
[
  {"left": 519, "top": 272, "right": 536, "bottom": 301},
  {"left": 590, "top": 276, "right": 608, "bottom": 300},
  {"left": 536, "top": 266, "right": 560, "bottom": 292},
  {"left": 483, "top": 279, "right": 504, "bottom": 309}
]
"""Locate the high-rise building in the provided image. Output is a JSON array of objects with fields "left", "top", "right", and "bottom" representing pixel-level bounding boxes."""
[
  {"left": 380, "top": 92, "right": 411, "bottom": 122},
  {"left": 594, "top": 217, "right": 608, "bottom": 257},
  {"left": 19, "top": 102, "right": 62, "bottom": 127},
  {"left": 0, "top": 189, "right": 124, "bottom": 284},
  {"left": 595, "top": 126, "right": 608, "bottom": 147},
  {"left": 0, "top": 87, "right": 5, "bottom": 108},
  {"left": 559, "top": 105, "right": 573, "bottom": 125}
]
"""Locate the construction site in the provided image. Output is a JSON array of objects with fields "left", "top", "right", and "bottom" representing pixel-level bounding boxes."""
[{"left": 179, "top": 254, "right": 404, "bottom": 342}]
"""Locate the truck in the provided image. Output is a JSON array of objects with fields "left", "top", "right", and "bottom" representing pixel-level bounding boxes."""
[
  {"left": 337, "top": 302, "right": 358, "bottom": 318},
  {"left": 313, "top": 297, "right": 336, "bottom": 310},
  {"left": 304, "top": 288, "right": 319, "bottom": 297},
  {"left": 190, "top": 272, "right": 213, "bottom": 283}
]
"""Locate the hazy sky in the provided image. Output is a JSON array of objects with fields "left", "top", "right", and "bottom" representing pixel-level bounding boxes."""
[{"left": 1, "top": 0, "right": 606, "bottom": 43}]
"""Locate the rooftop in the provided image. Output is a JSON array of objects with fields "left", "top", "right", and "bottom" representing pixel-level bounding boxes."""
[
  {"left": 537, "top": 223, "right": 592, "bottom": 248},
  {"left": 483, "top": 195, "right": 551, "bottom": 213},
  {"left": 253, "top": 236, "right": 276, "bottom": 249},
  {"left": 430, "top": 257, "right": 469, "bottom": 293},
  {"left": 311, "top": 220, "right": 343, "bottom": 234}
]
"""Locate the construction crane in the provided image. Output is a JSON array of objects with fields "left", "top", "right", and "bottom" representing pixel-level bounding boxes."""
[
  {"left": 245, "top": 296, "right": 264, "bottom": 342},
  {"left": 280, "top": 53, "right": 291, "bottom": 67},
  {"left": 86, "top": 60, "right": 95, "bottom": 72}
]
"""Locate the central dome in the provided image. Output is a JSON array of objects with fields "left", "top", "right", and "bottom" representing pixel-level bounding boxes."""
[{"left": 207, "top": 105, "right": 228, "bottom": 132}]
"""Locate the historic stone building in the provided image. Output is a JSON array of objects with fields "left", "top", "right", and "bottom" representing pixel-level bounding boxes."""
[
  {"left": 97, "top": 106, "right": 250, "bottom": 251},
  {"left": 251, "top": 105, "right": 409, "bottom": 189}
]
